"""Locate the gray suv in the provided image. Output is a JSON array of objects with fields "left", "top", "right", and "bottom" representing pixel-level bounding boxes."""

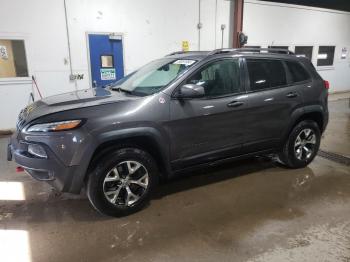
[{"left": 8, "top": 48, "right": 329, "bottom": 216}]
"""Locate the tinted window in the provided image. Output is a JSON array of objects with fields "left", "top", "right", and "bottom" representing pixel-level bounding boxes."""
[
  {"left": 286, "top": 61, "right": 310, "bottom": 83},
  {"left": 246, "top": 59, "right": 287, "bottom": 91},
  {"left": 317, "top": 46, "right": 335, "bottom": 66},
  {"left": 186, "top": 59, "right": 241, "bottom": 97},
  {"left": 295, "top": 46, "right": 313, "bottom": 60}
]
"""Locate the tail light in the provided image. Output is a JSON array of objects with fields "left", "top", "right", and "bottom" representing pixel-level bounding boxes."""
[
  {"left": 324, "top": 80, "right": 330, "bottom": 89},
  {"left": 16, "top": 166, "right": 24, "bottom": 172}
]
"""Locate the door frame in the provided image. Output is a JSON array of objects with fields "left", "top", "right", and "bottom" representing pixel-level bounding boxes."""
[{"left": 85, "top": 31, "right": 126, "bottom": 88}]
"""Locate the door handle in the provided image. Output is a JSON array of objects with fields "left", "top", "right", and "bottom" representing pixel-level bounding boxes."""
[
  {"left": 227, "top": 101, "right": 244, "bottom": 107},
  {"left": 286, "top": 92, "right": 298, "bottom": 98}
]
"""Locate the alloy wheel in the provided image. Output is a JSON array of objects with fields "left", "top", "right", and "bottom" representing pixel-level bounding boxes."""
[
  {"left": 294, "top": 128, "right": 317, "bottom": 161},
  {"left": 103, "top": 160, "right": 149, "bottom": 206}
]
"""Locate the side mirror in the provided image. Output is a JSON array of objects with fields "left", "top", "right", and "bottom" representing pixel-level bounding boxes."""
[{"left": 177, "top": 84, "right": 205, "bottom": 98}]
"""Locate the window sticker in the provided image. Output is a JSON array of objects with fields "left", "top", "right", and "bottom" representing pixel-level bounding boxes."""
[{"left": 173, "top": 60, "right": 196, "bottom": 66}]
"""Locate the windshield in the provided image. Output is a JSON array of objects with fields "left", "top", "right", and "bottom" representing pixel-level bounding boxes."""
[{"left": 110, "top": 58, "right": 197, "bottom": 96}]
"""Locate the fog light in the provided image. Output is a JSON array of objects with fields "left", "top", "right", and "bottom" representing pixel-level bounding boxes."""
[{"left": 28, "top": 144, "right": 47, "bottom": 159}]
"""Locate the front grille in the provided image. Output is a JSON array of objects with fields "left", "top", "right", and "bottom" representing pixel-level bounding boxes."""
[
  {"left": 16, "top": 102, "right": 39, "bottom": 131},
  {"left": 16, "top": 110, "right": 26, "bottom": 131}
]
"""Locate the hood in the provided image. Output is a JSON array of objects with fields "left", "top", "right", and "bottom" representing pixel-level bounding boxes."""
[
  {"left": 17, "top": 88, "right": 137, "bottom": 128},
  {"left": 42, "top": 87, "right": 112, "bottom": 106}
]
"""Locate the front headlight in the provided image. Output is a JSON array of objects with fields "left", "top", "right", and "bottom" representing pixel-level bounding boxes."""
[{"left": 27, "top": 120, "right": 82, "bottom": 132}]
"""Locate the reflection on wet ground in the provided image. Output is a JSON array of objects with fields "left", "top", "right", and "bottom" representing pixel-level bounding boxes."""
[
  {"left": 0, "top": 99, "right": 349, "bottom": 262},
  {"left": 321, "top": 98, "right": 350, "bottom": 157}
]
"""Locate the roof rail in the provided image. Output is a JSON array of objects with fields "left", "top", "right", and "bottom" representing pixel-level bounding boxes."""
[
  {"left": 208, "top": 48, "right": 295, "bottom": 56},
  {"left": 166, "top": 51, "right": 210, "bottom": 57},
  {"left": 166, "top": 51, "right": 188, "bottom": 56}
]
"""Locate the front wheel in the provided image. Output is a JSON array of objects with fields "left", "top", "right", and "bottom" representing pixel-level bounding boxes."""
[
  {"left": 278, "top": 120, "right": 321, "bottom": 168},
  {"left": 87, "top": 147, "right": 158, "bottom": 217}
]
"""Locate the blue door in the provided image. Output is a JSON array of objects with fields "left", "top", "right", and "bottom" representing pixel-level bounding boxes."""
[{"left": 88, "top": 34, "right": 124, "bottom": 87}]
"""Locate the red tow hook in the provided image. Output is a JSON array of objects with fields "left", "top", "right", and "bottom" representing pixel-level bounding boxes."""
[{"left": 16, "top": 166, "right": 24, "bottom": 172}]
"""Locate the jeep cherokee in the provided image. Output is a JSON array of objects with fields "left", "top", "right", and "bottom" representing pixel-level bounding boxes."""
[{"left": 8, "top": 48, "right": 329, "bottom": 216}]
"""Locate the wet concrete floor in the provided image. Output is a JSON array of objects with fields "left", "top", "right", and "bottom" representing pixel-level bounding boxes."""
[{"left": 0, "top": 99, "right": 349, "bottom": 262}]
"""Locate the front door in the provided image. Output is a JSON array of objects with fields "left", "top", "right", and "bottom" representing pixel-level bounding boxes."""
[
  {"left": 88, "top": 33, "right": 124, "bottom": 87},
  {"left": 168, "top": 58, "right": 248, "bottom": 169}
]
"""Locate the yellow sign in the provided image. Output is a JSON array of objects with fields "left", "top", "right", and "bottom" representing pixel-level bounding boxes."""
[{"left": 182, "top": 41, "right": 189, "bottom": 52}]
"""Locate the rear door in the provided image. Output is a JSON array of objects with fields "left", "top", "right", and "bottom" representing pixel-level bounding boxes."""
[{"left": 241, "top": 58, "right": 303, "bottom": 153}]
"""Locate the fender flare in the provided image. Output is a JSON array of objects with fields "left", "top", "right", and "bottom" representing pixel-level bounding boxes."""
[
  {"left": 95, "top": 126, "right": 171, "bottom": 174},
  {"left": 282, "top": 105, "right": 326, "bottom": 142},
  {"left": 68, "top": 126, "right": 171, "bottom": 193}
]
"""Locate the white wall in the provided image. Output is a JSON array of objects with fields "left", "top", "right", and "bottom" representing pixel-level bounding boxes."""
[
  {"left": 243, "top": 0, "right": 350, "bottom": 94},
  {"left": 0, "top": 0, "right": 231, "bottom": 130}
]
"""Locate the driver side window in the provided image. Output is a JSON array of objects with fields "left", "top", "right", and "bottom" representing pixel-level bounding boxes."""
[{"left": 186, "top": 59, "right": 241, "bottom": 97}]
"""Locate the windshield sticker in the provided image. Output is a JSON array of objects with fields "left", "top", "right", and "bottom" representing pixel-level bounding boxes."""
[{"left": 173, "top": 60, "right": 196, "bottom": 66}]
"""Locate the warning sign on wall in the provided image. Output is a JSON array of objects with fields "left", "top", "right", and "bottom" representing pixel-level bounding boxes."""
[
  {"left": 182, "top": 41, "right": 189, "bottom": 52},
  {"left": 341, "top": 47, "right": 348, "bottom": 59},
  {"left": 100, "top": 68, "right": 116, "bottom": 80}
]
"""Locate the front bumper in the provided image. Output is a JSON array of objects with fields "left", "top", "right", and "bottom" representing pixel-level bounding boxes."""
[{"left": 7, "top": 132, "right": 89, "bottom": 193}]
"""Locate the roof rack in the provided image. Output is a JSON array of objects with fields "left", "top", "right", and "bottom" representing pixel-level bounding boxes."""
[
  {"left": 166, "top": 51, "right": 209, "bottom": 56},
  {"left": 208, "top": 48, "right": 295, "bottom": 56},
  {"left": 166, "top": 51, "right": 187, "bottom": 56}
]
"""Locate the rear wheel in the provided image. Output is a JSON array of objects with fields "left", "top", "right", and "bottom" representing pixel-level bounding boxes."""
[
  {"left": 278, "top": 120, "right": 321, "bottom": 168},
  {"left": 87, "top": 147, "right": 158, "bottom": 217}
]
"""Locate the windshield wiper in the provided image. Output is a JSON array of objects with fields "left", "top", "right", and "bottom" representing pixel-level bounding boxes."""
[
  {"left": 111, "top": 86, "right": 135, "bottom": 95},
  {"left": 110, "top": 85, "right": 120, "bottom": 91}
]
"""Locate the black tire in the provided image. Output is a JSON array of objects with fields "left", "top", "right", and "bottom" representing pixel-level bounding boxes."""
[
  {"left": 278, "top": 120, "right": 321, "bottom": 169},
  {"left": 87, "top": 147, "right": 158, "bottom": 217}
]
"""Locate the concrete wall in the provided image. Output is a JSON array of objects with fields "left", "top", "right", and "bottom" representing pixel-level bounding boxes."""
[
  {"left": 0, "top": 0, "right": 231, "bottom": 130},
  {"left": 243, "top": 0, "right": 350, "bottom": 94}
]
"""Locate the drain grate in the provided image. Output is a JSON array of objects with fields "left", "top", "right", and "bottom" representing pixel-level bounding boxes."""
[{"left": 318, "top": 150, "right": 350, "bottom": 166}]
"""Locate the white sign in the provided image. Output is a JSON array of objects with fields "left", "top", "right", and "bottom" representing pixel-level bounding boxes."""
[
  {"left": 100, "top": 68, "right": 116, "bottom": 80},
  {"left": 341, "top": 47, "right": 347, "bottom": 59},
  {"left": 173, "top": 60, "right": 196, "bottom": 66},
  {"left": 0, "top": 45, "right": 8, "bottom": 60},
  {"left": 109, "top": 34, "right": 122, "bottom": 40}
]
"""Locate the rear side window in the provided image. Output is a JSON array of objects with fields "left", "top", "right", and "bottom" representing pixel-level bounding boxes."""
[
  {"left": 286, "top": 61, "right": 310, "bottom": 83},
  {"left": 246, "top": 59, "right": 287, "bottom": 91}
]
